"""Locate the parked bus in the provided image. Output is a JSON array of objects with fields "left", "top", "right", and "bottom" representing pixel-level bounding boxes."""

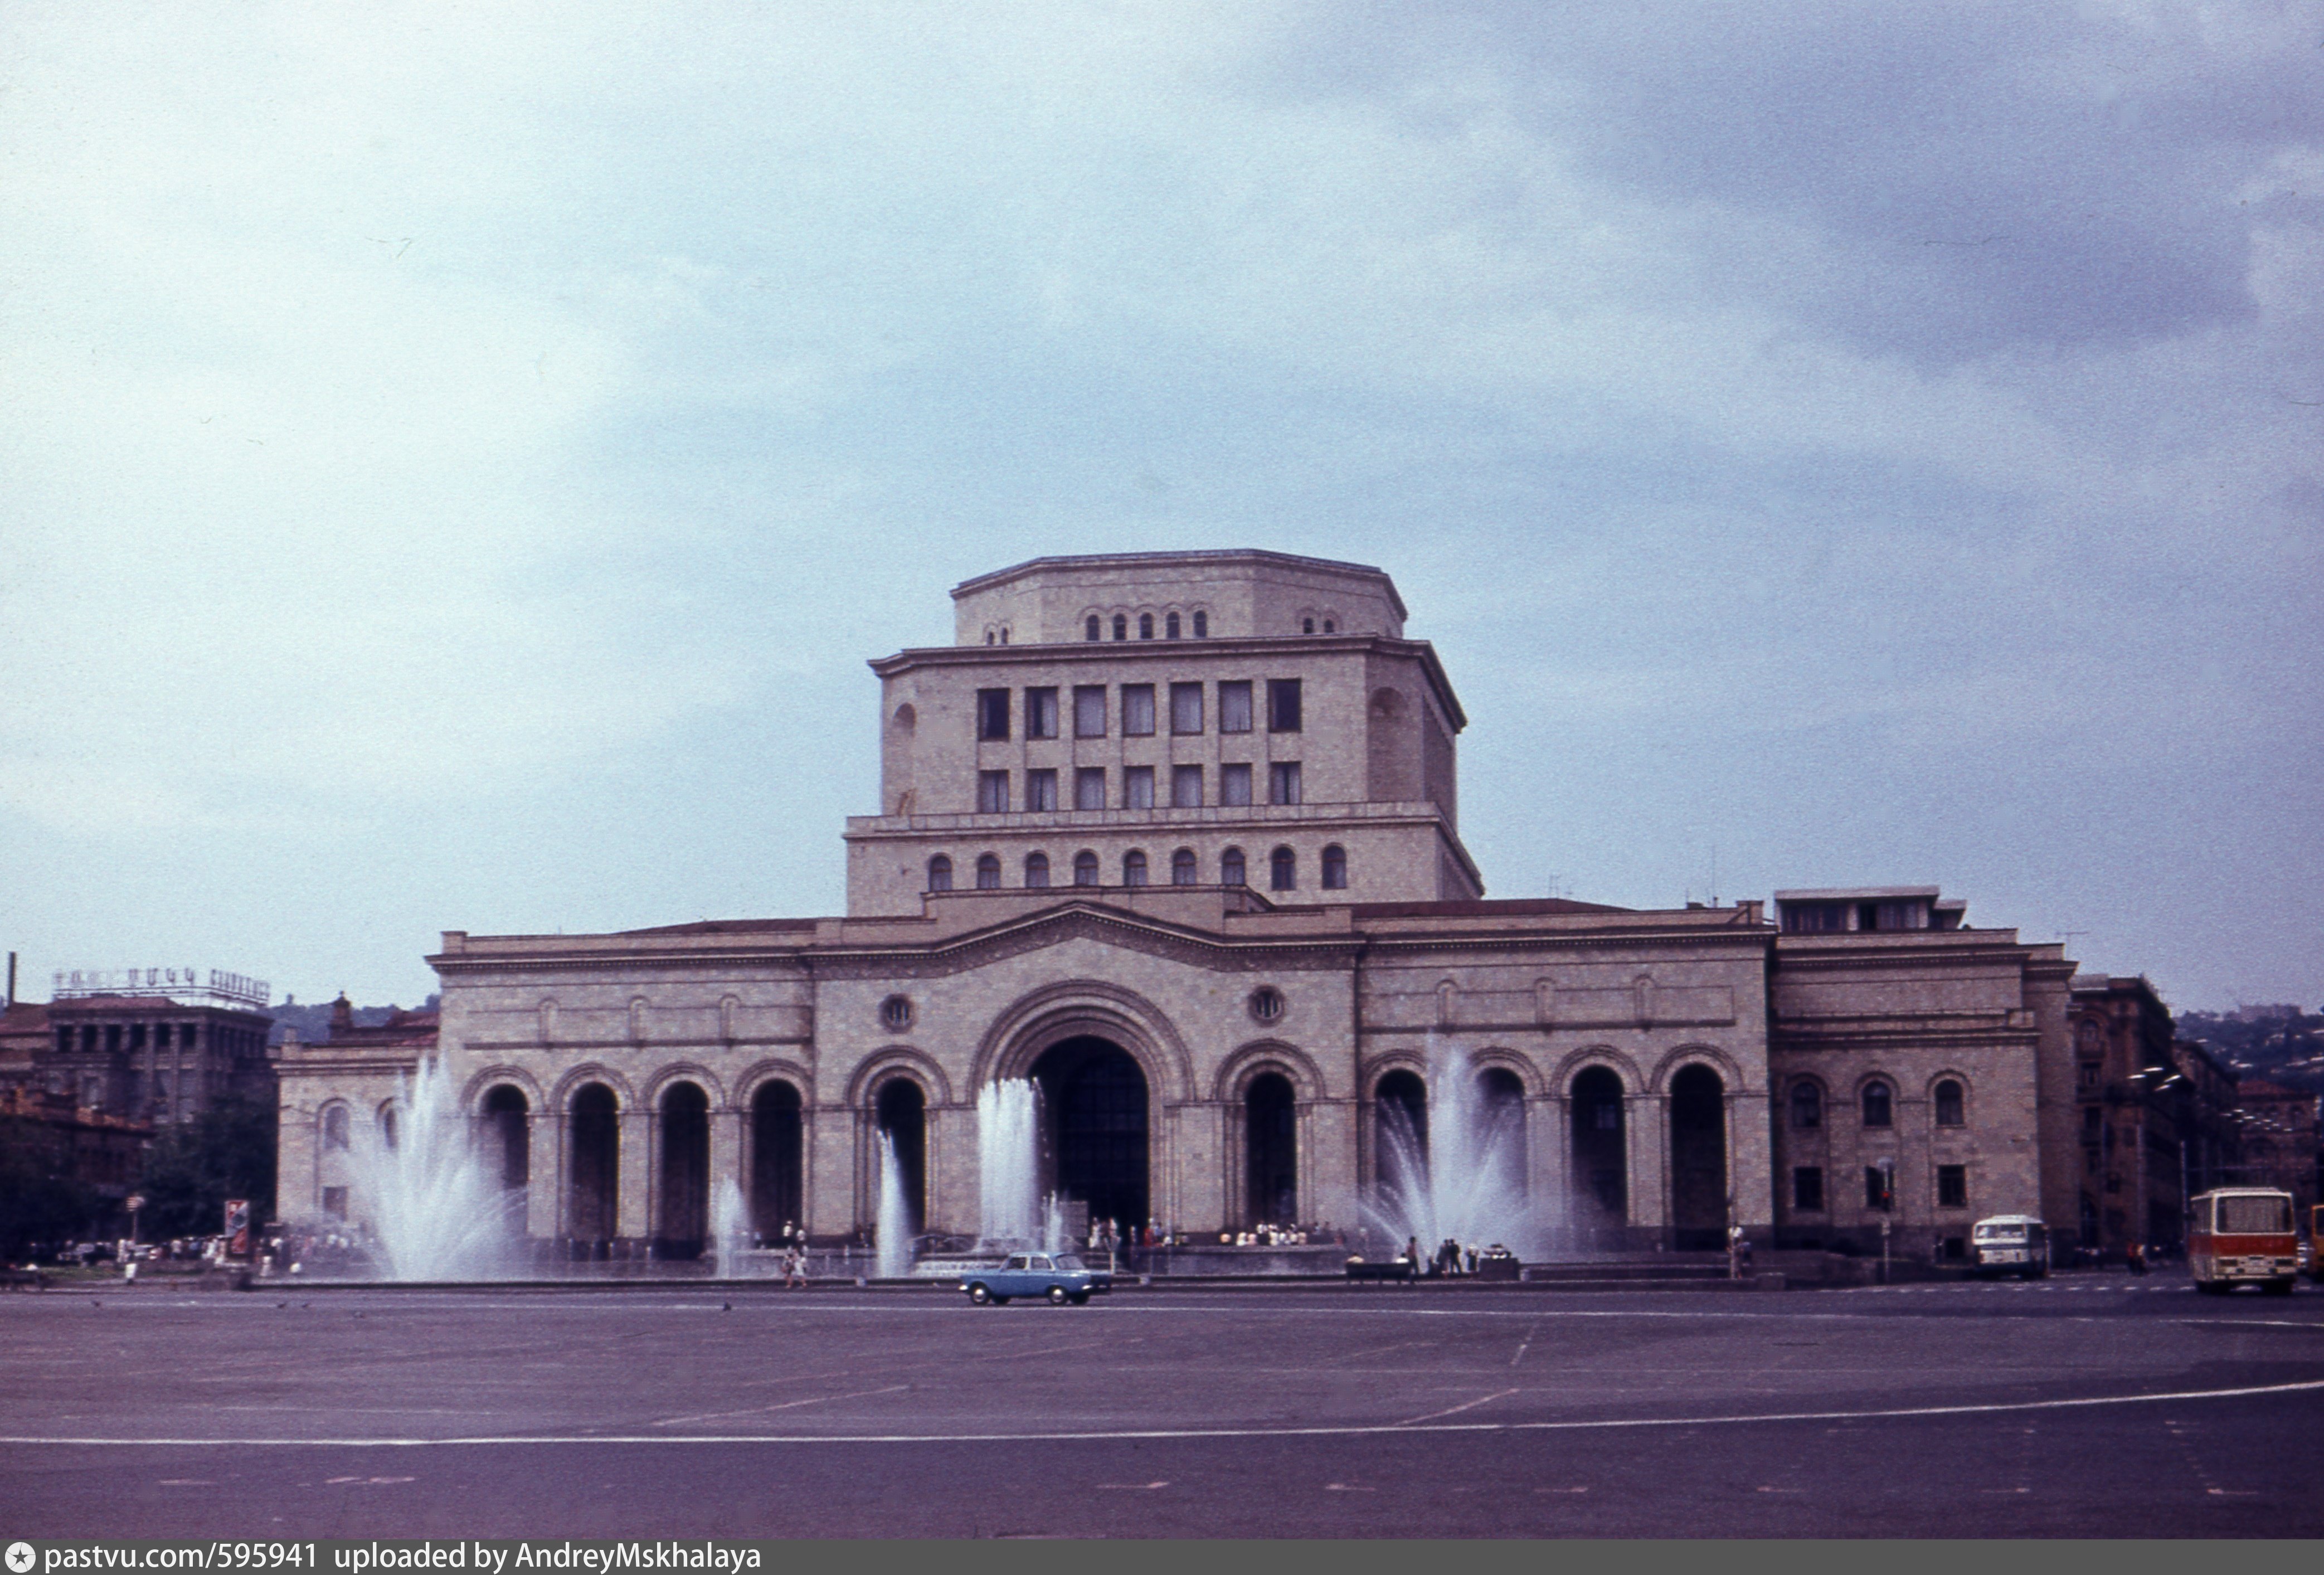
[
  {"left": 1970, "top": 1215, "right": 2049, "bottom": 1278},
  {"left": 2188, "top": 1188, "right": 2298, "bottom": 1295},
  {"left": 2308, "top": 1205, "right": 2322, "bottom": 1283}
]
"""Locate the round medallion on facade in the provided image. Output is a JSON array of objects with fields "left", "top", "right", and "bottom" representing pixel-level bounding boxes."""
[
  {"left": 1248, "top": 986, "right": 1285, "bottom": 1024},
  {"left": 879, "top": 994, "right": 913, "bottom": 1031}
]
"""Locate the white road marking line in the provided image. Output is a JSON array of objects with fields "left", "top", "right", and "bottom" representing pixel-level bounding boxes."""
[
  {"left": 1510, "top": 1319, "right": 1539, "bottom": 1368},
  {"left": 648, "top": 1384, "right": 911, "bottom": 1427},
  {"left": 1096, "top": 1481, "right": 1169, "bottom": 1490},
  {"left": 1397, "top": 1387, "right": 1521, "bottom": 1425},
  {"left": 9, "top": 1375, "right": 2320, "bottom": 1448}
]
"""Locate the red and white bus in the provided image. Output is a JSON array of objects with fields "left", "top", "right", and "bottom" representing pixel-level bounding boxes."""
[{"left": 2189, "top": 1188, "right": 2298, "bottom": 1295}]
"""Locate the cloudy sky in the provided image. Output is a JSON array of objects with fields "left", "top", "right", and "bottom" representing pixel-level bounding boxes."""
[{"left": 3, "top": 2, "right": 2318, "bottom": 1013}]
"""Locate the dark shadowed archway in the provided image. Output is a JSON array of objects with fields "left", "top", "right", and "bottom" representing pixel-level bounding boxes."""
[
  {"left": 1032, "top": 1036, "right": 1148, "bottom": 1233},
  {"left": 567, "top": 1083, "right": 618, "bottom": 1248},
  {"left": 751, "top": 1081, "right": 803, "bottom": 1241},
  {"left": 482, "top": 1083, "right": 529, "bottom": 1193},
  {"left": 1569, "top": 1067, "right": 1627, "bottom": 1239},
  {"left": 657, "top": 1081, "right": 710, "bottom": 1258},
  {"left": 1668, "top": 1064, "right": 1728, "bottom": 1250},
  {"left": 875, "top": 1078, "right": 927, "bottom": 1235},
  {"left": 1374, "top": 1068, "right": 1428, "bottom": 1215},
  {"left": 1244, "top": 1072, "right": 1297, "bottom": 1227},
  {"left": 1478, "top": 1067, "right": 1527, "bottom": 1200}
]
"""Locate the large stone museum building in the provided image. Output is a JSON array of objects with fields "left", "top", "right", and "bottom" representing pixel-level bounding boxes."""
[{"left": 279, "top": 551, "right": 2076, "bottom": 1261}]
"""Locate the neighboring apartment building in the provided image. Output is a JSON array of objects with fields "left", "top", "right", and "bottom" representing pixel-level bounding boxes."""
[
  {"left": 37, "top": 969, "right": 275, "bottom": 1125},
  {"left": 2045, "top": 975, "right": 2186, "bottom": 1256},
  {"left": 277, "top": 550, "right": 2074, "bottom": 1261},
  {"left": 2234, "top": 1078, "right": 2321, "bottom": 1219}
]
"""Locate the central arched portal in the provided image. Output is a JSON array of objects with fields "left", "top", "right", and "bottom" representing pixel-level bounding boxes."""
[
  {"left": 1668, "top": 1064, "right": 1728, "bottom": 1251},
  {"left": 1031, "top": 1036, "right": 1149, "bottom": 1234}
]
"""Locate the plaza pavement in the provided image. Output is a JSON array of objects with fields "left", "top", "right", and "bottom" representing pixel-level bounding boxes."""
[{"left": 2, "top": 1272, "right": 2320, "bottom": 1538}]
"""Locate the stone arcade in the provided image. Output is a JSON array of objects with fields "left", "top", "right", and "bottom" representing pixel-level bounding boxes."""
[{"left": 279, "top": 551, "right": 2072, "bottom": 1262}]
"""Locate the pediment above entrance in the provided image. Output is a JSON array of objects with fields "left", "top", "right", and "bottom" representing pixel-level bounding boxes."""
[{"left": 808, "top": 898, "right": 1358, "bottom": 982}]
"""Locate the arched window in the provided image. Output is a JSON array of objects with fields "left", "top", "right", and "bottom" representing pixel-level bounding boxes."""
[
  {"left": 1321, "top": 844, "right": 1347, "bottom": 889},
  {"left": 1221, "top": 847, "right": 1246, "bottom": 886},
  {"left": 1790, "top": 1081, "right": 1822, "bottom": 1130},
  {"left": 998, "top": 627, "right": 1009, "bottom": 644},
  {"left": 1171, "top": 848, "right": 1198, "bottom": 885},
  {"left": 1085, "top": 615, "right": 1101, "bottom": 641},
  {"left": 1861, "top": 1081, "right": 1893, "bottom": 1128},
  {"left": 1073, "top": 850, "right": 1100, "bottom": 886},
  {"left": 1934, "top": 1078, "right": 1965, "bottom": 1127},
  {"left": 1024, "top": 852, "right": 1050, "bottom": 888},
  {"left": 378, "top": 1104, "right": 400, "bottom": 1151},
  {"left": 1323, "top": 619, "right": 1335, "bottom": 633},
  {"left": 984, "top": 630, "right": 995, "bottom": 645},
  {"left": 975, "top": 853, "right": 1001, "bottom": 889},
  {"left": 1122, "top": 850, "right": 1149, "bottom": 886},
  {"left": 322, "top": 1105, "right": 350, "bottom": 1150},
  {"left": 1165, "top": 612, "right": 1180, "bottom": 639},
  {"left": 1270, "top": 845, "right": 1296, "bottom": 891},
  {"left": 1139, "top": 613, "right": 1154, "bottom": 639},
  {"left": 1112, "top": 614, "right": 1128, "bottom": 640},
  {"left": 1302, "top": 617, "right": 1315, "bottom": 633},
  {"left": 927, "top": 854, "right": 952, "bottom": 892},
  {"left": 1193, "top": 611, "right": 1208, "bottom": 638}
]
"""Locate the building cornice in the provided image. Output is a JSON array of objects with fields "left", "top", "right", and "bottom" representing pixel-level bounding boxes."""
[{"left": 867, "top": 633, "right": 1467, "bottom": 732}]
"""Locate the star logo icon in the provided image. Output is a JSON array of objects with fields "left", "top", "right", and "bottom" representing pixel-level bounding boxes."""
[{"left": 6, "top": 1541, "right": 36, "bottom": 1573}]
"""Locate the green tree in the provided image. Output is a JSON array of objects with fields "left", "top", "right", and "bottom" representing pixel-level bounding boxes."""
[
  {"left": 0, "top": 1115, "right": 104, "bottom": 1260},
  {"left": 139, "top": 1097, "right": 277, "bottom": 1239}
]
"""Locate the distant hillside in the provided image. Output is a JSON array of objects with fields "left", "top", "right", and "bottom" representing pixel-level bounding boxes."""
[
  {"left": 266, "top": 994, "right": 440, "bottom": 1046},
  {"left": 2179, "top": 1005, "right": 2324, "bottom": 1093}
]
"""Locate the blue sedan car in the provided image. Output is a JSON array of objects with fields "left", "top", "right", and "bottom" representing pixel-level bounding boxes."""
[{"left": 961, "top": 1252, "right": 1112, "bottom": 1306}]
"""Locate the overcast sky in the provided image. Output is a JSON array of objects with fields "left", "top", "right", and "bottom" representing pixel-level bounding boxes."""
[{"left": 3, "top": 3, "right": 2318, "bottom": 1014}]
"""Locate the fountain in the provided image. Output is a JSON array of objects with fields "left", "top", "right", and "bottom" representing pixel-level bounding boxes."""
[
  {"left": 977, "top": 1078, "right": 1044, "bottom": 1248},
  {"left": 710, "top": 1175, "right": 753, "bottom": 1277},
  {"left": 875, "top": 1130, "right": 915, "bottom": 1279},
  {"left": 1364, "top": 1037, "right": 1548, "bottom": 1263},
  {"left": 355, "top": 1057, "right": 522, "bottom": 1280}
]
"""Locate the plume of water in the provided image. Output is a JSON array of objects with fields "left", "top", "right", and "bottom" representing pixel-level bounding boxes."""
[
  {"left": 1363, "top": 1037, "right": 1545, "bottom": 1261},
  {"left": 711, "top": 1176, "right": 752, "bottom": 1277},
  {"left": 876, "top": 1130, "right": 915, "bottom": 1279},
  {"left": 977, "top": 1078, "right": 1043, "bottom": 1247},
  {"left": 1043, "top": 1194, "right": 1069, "bottom": 1254},
  {"left": 356, "top": 1057, "right": 521, "bottom": 1281}
]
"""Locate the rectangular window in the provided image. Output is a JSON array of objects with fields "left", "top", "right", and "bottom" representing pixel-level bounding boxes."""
[
  {"left": 2081, "top": 1106, "right": 2102, "bottom": 1140},
  {"left": 1024, "top": 687, "right": 1058, "bottom": 740},
  {"left": 1073, "top": 686, "right": 1107, "bottom": 738},
  {"left": 1123, "top": 766, "right": 1154, "bottom": 809},
  {"left": 322, "top": 1187, "right": 348, "bottom": 1220},
  {"left": 1792, "top": 1166, "right": 1824, "bottom": 1212},
  {"left": 1865, "top": 1166, "right": 1893, "bottom": 1212},
  {"left": 1219, "top": 762, "right": 1253, "bottom": 806},
  {"left": 1268, "top": 761, "right": 1302, "bottom": 805},
  {"left": 977, "top": 771, "right": 1009, "bottom": 813},
  {"left": 1024, "top": 769, "right": 1057, "bottom": 811},
  {"left": 1170, "top": 682, "right": 1204, "bottom": 735},
  {"left": 1171, "top": 765, "right": 1203, "bottom": 808},
  {"left": 1937, "top": 1165, "right": 1968, "bottom": 1209},
  {"left": 1218, "top": 681, "right": 1253, "bottom": 733},
  {"left": 1267, "top": 678, "right": 1302, "bottom": 733},
  {"left": 977, "top": 688, "right": 1010, "bottom": 742},
  {"left": 1121, "top": 684, "right": 1155, "bottom": 736},
  {"left": 1075, "top": 767, "right": 1107, "bottom": 811}
]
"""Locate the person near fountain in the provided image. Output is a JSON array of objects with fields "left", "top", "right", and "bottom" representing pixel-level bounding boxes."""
[
  {"left": 1404, "top": 1236, "right": 1421, "bottom": 1276},
  {"left": 782, "top": 1242, "right": 806, "bottom": 1289}
]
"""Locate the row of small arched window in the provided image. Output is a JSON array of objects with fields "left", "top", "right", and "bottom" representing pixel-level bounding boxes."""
[
  {"left": 931, "top": 844, "right": 1348, "bottom": 893},
  {"left": 1085, "top": 610, "right": 1209, "bottom": 641},
  {"left": 1790, "top": 1077, "right": 1966, "bottom": 1130}
]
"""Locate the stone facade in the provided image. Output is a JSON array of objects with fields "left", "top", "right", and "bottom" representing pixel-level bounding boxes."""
[{"left": 278, "top": 551, "right": 2081, "bottom": 1263}]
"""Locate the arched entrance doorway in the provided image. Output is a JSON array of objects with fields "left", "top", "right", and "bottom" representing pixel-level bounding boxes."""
[
  {"left": 1569, "top": 1067, "right": 1627, "bottom": 1242},
  {"left": 1244, "top": 1072, "right": 1297, "bottom": 1228},
  {"left": 657, "top": 1081, "right": 710, "bottom": 1258},
  {"left": 1477, "top": 1067, "right": 1527, "bottom": 1200},
  {"left": 481, "top": 1083, "right": 529, "bottom": 1194},
  {"left": 1667, "top": 1064, "right": 1728, "bottom": 1250},
  {"left": 874, "top": 1078, "right": 926, "bottom": 1236},
  {"left": 1373, "top": 1068, "right": 1427, "bottom": 1224},
  {"left": 567, "top": 1083, "right": 618, "bottom": 1251},
  {"left": 1031, "top": 1036, "right": 1148, "bottom": 1235},
  {"left": 751, "top": 1081, "right": 804, "bottom": 1242}
]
